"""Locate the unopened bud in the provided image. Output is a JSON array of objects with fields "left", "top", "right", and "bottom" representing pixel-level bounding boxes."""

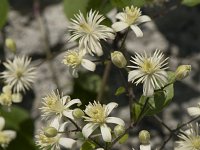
[
  {"left": 44, "top": 127, "right": 58, "bottom": 137},
  {"left": 139, "top": 130, "right": 150, "bottom": 144},
  {"left": 111, "top": 51, "right": 127, "bottom": 68},
  {"left": 175, "top": 65, "right": 191, "bottom": 80},
  {"left": 114, "top": 125, "right": 125, "bottom": 136},
  {"left": 2, "top": 85, "right": 12, "bottom": 94},
  {"left": 5, "top": 38, "right": 16, "bottom": 53},
  {"left": 72, "top": 108, "right": 84, "bottom": 119},
  {"left": 12, "top": 93, "right": 22, "bottom": 103}
]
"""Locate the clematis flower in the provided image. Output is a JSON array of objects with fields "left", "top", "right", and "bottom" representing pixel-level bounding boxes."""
[
  {"left": 187, "top": 102, "right": 200, "bottom": 117},
  {"left": 1, "top": 56, "right": 36, "bottom": 93},
  {"left": 128, "top": 50, "right": 168, "bottom": 96},
  {"left": 68, "top": 10, "right": 115, "bottom": 56},
  {"left": 62, "top": 49, "right": 96, "bottom": 78},
  {"left": 82, "top": 101, "right": 125, "bottom": 142},
  {"left": 0, "top": 117, "right": 16, "bottom": 148},
  {"left": 175, "top": 123, "right": 200, "bottom": 150},
  {"left": 112, "top": 6, "right": 151, "bottom": 37},
  {"left": 35, "top": 119, "right": 76, "bottom": 150},
  {"left": 40, "top": 90, "right": 81, "bottom": 123}
]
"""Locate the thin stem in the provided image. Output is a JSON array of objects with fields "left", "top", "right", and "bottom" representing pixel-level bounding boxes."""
[{"left": 119, "top": 28, "right": 130, "bottom": 51}]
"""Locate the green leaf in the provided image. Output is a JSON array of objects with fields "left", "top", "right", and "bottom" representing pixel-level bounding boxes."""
[
  {"left": 0, "top": 0, "right": 9, "bottom": 29},
  {"left": 110, "top": 0, "right": 146, "bottom": 8},
  {"left": 182, "top": 0, "right": 200, "bottom": 6},
  {"left": 81, "top": 140, "right": 96, "bottom": 150},
  {"left": 119, "top": 134, "right": 129, "bottom": 144},
  {"left": 115, "top": 86, "right": 126, "bottom": 96},
  {"left": 63, "top": 0, "right": 89, "bottom": 19}
]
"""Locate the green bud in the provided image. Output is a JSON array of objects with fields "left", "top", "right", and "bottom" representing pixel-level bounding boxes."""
[
  {"left": 175, "top": 65, "right": 191, "bottom": 80},
  {"left": 5, "top": 38, "right": 16, "bottom": 53},
  {"left": 44, "top": 127, "right": 58, "bottom": 137},
  {"left": 114, "top": 125, "right": 125, "bottom": 136},
  {"left": 111, "top": 51, "right": 127, "bottom": 68},
  {"left": 72, "top": 108, "right": 84, "bottom": 119},
  {"left": 139, "top": 130, "right": 150, "bottom": 144}
]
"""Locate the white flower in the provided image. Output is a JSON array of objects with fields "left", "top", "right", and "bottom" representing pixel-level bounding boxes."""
[
  {"left": 128, "top": 50, "right": 168, "bottom": 96},
  {"left": 40, "top": 90, "right": 81, "bottom": 123},
  {"left": 132, "top": 144, "right": 151, "bottom": 150},
  {"left": 35, "top": 119, "right": 76, "bottom": 150},
  {"left": 187, "top": 102, "right": 200, "bottom": 116},
  {"left": 68, "top": 10, "right": 115, "bottom": 56},
  {"left": 0, "top": 85, "right": 22, "bottom": 107},
  {"left": 82, "top": 101, "right": 125, "bottom": 142},
  {"left": 62, "top": 49, "right": 96, "bottom": 78},
  {"left": 175, "top": 123, "right": 200, "bottom": 150},
  {"left": 112, "top": 6, "right": 151, "bottom": 37},
  {"left": 0, "top": 117, "right": 16, "bottom": 148},
  {"left": 1, "top": 56, "right": 36, "bottom": 93}
]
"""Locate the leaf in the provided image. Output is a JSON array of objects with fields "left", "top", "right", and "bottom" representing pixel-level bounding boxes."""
[
  {"left": 110, "top": 0, "right": 146, "bottom": 8},
  {"left": 182, "top": 0, "right": 200, "bottom": 6},
  {"left": 63, "top": 0, "right": 89, "bottom": 19},
  {"left": 115, "top": 86, "right": 126, "bottom": 96},
  {"left": 81, "top": 140, "right": 96, "bottom": 150},
  {"left": 0, "top": 0, "right": 9, "bottom": 29},
  {"left": 119, "top": 134, "right": 129, "bottom": 144}
]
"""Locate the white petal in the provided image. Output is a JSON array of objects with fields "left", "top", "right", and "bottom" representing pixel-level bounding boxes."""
[
  {"left": 50, "top": 117, "right": 60, "bottom": 129},
  {"left": 136, "top": 15, "right": 151, "bottom": 25},
  {"left": 81, "top": 59, "right": 96, "bottom": 71},
  {"left": 65, "top": 99, "right": 81, "bottom": 108},
  {"left": 63, "top": 110, "right": 74, "bottom": 120},
  {"left": 112, "top": 22, "right": 129, "bottom": 32},
  {"left": 82, "top": 123, "right": 99, "bottom": 138},
  {"left": 187, "top": 107, "right": 200, "bottom": 116},
  {"left": 69, "top": 67, "right": 78, "bottom": 78},
  {"left": 59, "top": 122, "right": 68, "bottom": 132},
  {"left": 106, "top": 117, "right": 125, "bottom": 126},
  {"left": 59, "top": 137, "right": 76, "bottom": 149},
  {"left": 96, "top": 148, "right": 104, "bottom": 150},
  {"left": 140, "top": 144, "right": 151, "bottom": 150},
  {"left": 128, "top": 70, "right": 144, "bottom": 82},
  {"left": 100, "top": 124, "right": 112, "bottom": 142},
  {"left": 105, "top": 102, "right": 118, "bottom": 116},
  {"left": 0, "top": 117, "right": 5, "bottom": 131},
  {"left": 143, "top": 78, "right": 154, "bottom": 97},
  {"left": 3, "top": 130, "right": 16, "bottom": 140},
  {"left": 130, "top": 25, "right": 143, "bottom": 37},
  {"left": 12, "top": 93, "right": 23, "bottom": 103}
]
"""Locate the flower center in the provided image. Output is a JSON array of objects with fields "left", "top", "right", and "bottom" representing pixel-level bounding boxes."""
[
  {"left": 16, "top": 70, "right": 23, "bottom": 79},
  {"left": 0, "top": 93, "right": 12, "bottom": 106},
  {"left": 124, "top": 6, "right": 141, "bottom": 25},
  {"left": 191, "top": 136, "right": 200, "bottom": 149},
  {"left": 141, "top": 59, "right": 155, "bottom": 74},
  {"left": 0, "top": 132, "right": 10, "bottom": 145},
  {"left": 79, "top": 23, "right": 93, "bottom": 33},
  {"left": 63, "top": 51, "right": 81, "bottom": 68},
  {"left": 46, "top": 98, "right": 65, "bottom": 113},
  {"left": 38, "top": 134, "right": 58, "bottom": 145}
]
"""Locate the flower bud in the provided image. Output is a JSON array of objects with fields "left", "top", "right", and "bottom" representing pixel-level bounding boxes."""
[
  {"left": 44, "top": 127, "right": 58, "bottom": 137},
  {"left": 5, "top": 38, "right": 16, "bottom": 53},
  {"left": 175, "top": 65, "right": 191, "bottom": 80},
  {"left": 139, "top": 130, "right": 150, "bottom": 144},
  {"left": 111, "top": 51, "right": 127, "bottom": 68},
  {"left": 114, "top": 125, "right": 125, "bottom": 136},
  {"left": 12, "top": 93, "right": 23, "bottom": 103},
  {"left": 72, "top": 108, "right": 84, "bottom": 119}
]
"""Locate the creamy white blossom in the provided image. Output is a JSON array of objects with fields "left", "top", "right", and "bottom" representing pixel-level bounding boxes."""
[
  {"left": 0, "top": 117, "right": 16, "bottom": 148},
  {"left": 187, "top": 102, "right": 200, "bottom": 116},
  {"left": 1, "top": 56, "right": 36, "bottom": 93},
  {"left": 35, "top": 119, "right": 76, "bottom": 150},
  {"left": 62, "top": 49, "right": 96, "bottom": 78},
  {"left": 82, "top": 101, "right": 125, "bottom": 142},
  {"left": 112, "top": 6, "right": 151, "bottom": 37},
  {"left": 175, "top": 123, "right": 200, "bottom": 150},
  {"left": 132, "top": 145, "right": 151, "bottom": 150},
  {"left": 128, "top": 50, "right": 168, "bottom": 96},
  {"left": 68, "top": 10, "right": 115, "bottom": 56},
  {"left": 0, "top": 85, "right": 22, "bottom": 107},
  {"left": 40, "top": 90, "right": 81, "bottom": 123}
]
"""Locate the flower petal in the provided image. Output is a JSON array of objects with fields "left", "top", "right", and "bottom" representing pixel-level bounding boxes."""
[
  {"left": 128, "top": 70, "right": 144, "bottom": 82},
  {"left": 130, "top": 25, "right": 143, "bottom": 37},
  {"left": 50, "top": 117, "right": 60, "bottom": 129},
  {"left": 3, "top": 130, "right": 16, "bottom": 140},
  {"left": 81, "top": 59, "right": 96, "bottom": 71},
  {"left": 59, "top": 137, "right": 76, "bottom": 149},
  {"left": 0, "top": 117, "right": 5, "bottom": 131},
  {"left": 82, "top": 123, "right": 99, "bottom": 138},
  {"left": 136, "top": 15, "right": 151, "bottom": 25},
  {"left": 112, "top": 22, "right": 129, "bottom": 32},
  {"left": 105, "top": 102, "right": 118, "bottom": 116},
  {"left": 140, "top": 144, "right": 151, "bottom": 150},
  {"left": 106, "top": 117, "right": 125, "bottom": 126},
  {"left": 187, "top": 107, "right": 200, "bottom": 116},
  {"left": 143, "top": 77, "right": 154, "bottom": 97},
  {"left": 100, "top": 124, "right": 112, "bottom": 142},
  {"left": 65, "top": 99, "right": 81, "bottom": 108},
  {"left": 63, "top": 110, "right": 74, "bottom": 120}
]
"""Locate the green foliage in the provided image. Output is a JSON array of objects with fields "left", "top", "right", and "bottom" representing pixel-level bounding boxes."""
[
  {"left": 0, "top": 106, "right": 37, "bottom": 150},
  {"left": 81, "top": 140, "right": 96, "bottom": 150},
  {"left": 110, "top": 0, "right": 146, "bottom": 8},
  {"left": 182, "top": 0, "right": 200, "bottom": 6},
  {"left": 118, "top": 134, "right": 129, "bottom": 144},
  {"left": 115, "top": 86, "right": 126, "bottom": 96},
  {"left": 0, "top": 0, "right": 9, "bottom": 29}
]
